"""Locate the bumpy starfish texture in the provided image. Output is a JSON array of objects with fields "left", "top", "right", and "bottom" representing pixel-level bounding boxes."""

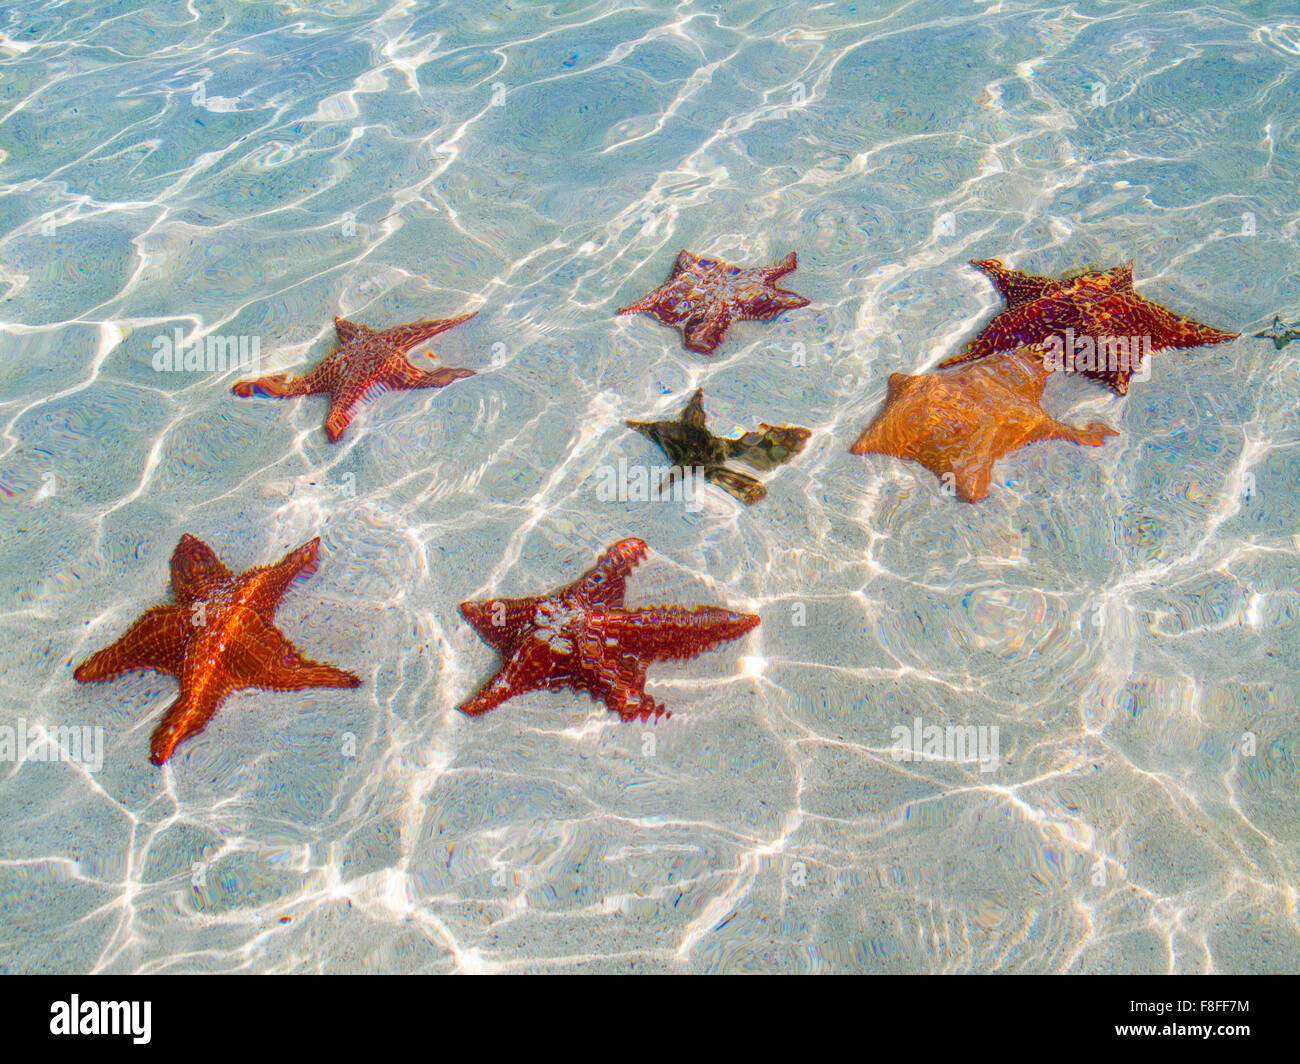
[
  {"left": 1253, "top": 315, "right": 1300, "bottom": 350},
  {"left": 939, "top": 259, "right": 1238, "bottom": 394},
  {"left": 74, "top": 534, "right": 360, "bottom": 765},
  {"left": 849, "top": 348, "right": 1117, "bottom": 503},
  {"left": 234, "top": 314, "right": 476, "bottom": 441},
  {"left": 458, "top": 537, "right": 759, "bottom": 721},
  {"left": 617, "top": 250, "right": 810, "bottom": 354},
  {"left": 626, "top": 387, "right": 811, "bottom": 504}
]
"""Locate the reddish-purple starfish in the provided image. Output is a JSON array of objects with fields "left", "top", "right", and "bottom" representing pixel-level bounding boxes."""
[
  {"left": 74, "top": 534, "right": 360, "bottom": 765},
  {"left": 940, "top": 259, "right": 1238, "bottom": 394},
  {"left": 617, "top": 250, "right": 810, "bottom": 354},
  {"left": 234, "top": 314, "right": 476, "bottom": 441},
  {"left": 458, "top": 537, "right": 759, "bottom": 721}
]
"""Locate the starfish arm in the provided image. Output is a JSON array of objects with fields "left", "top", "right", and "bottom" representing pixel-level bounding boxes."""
[
  {"left": 74, "top": 605, "right": 188, "bottom": 681},
  {"left": 221, "top": 607, "right": 361, "bottom": 692},
  {"left": 588, "top": 657, "right": 665, "bottom": 722},
  {"left": 148, "top": 676, "right": 233, "bottom": 765},
  {"left": 379, "top": 357, "right": 476, "bottom": 391},
  {"left": 232, "top": 372, "right": 316, "bottom": 398},
  {"left": 682, "top": 311, "right": 732, "bottom": 354},
  {"left": 616, "top": 291, "right": 660, "bottom": 316},
  {"left": 170, "top": 533, "right": 234, "bottom": 605},
  {"left": 970, "top": 259, "right": 1060, "bottom": 307},
  {"left": 323, "top": 395, "right": 362, "bottom": 443},
  {"left": 850, "top": 378, "right": 919, "bottom": 456},
  {"left": 762, "top": 251, "right": 799, "bottom": 281},
  {"left": 728, "top": 423, "right": 811, "bottom": 470},
  {"left": 681, "top": 388, "right": 708, "bottom": 431},
  {"left": 1027, "top": 417, "right": 1118, "bottom": 447},
  {"left": 705, "top": 466, "right": 766, "bottom": 504},
  {"left": 334, "top": 317, "right": 371, "bottom": 345},
  {"left": 458, "top": 645, "right": 552, "bottom": 717},
  {"left": 572, "top": 537, "right": 647, "bottom": 606},
  {"left": 654, "top": 463, "right": 686, "bottom": 497},
  {"left": 459, "top": 597, "right": 541, "bottom": 653},
  {"left": 602, "top": 605, "right": 759, "bottom": 662},
  {"left": 673, "top": 250, "right": 705, "bottom": 274},
  {"left": 848, "top": 418, "right": 890, "bottom": 456},
  {"left": 941, "top": 296, "right": 1090, "bottom": 365},
  {"left": 739, "top": 287, "right": 811, "bottom": 321},
  {"left": 948, "top": 457, "right": 996, "bottom": 504},
  {"left": 1100, "top": 294, "right": 1238, "bottom": 351},
  {"left": 379, "top": 314, "right": 476, "bottom": 351},
  {"left": 241, "top": 537, "right": 323, "bottom": 615}
]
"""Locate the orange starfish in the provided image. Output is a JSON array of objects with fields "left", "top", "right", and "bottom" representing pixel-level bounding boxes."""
[
  {"left": 939, "top": 259, "right": 1238, "bottom": 394},
  {"left": 849, "top": 348, "right": 1117, "bottom": 503},
  {"left": 74, "top": 534, "right": 361, "bottom": 765},
  {"left": 617, "top": 250, "right": 810, "bottom": 354},
  {"left": 234, "top": 314, "right": 476, "bottom": 441}
]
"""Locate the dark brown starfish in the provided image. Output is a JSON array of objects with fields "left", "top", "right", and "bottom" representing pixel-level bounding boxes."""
[
  {"left": 617, "top": 250, "right": 810, "bottom": 354},
  {"left": 74, "top": 534, "right": 361, "bottom": 765},
  {"left": 233, "top": 314, "right": 476, "bottom": 441},
  {"left": 459, "top": 537, "right": 759, "bottom": 721},
  {"left": 625, "top": 388, "right": 811, "bottom": 504},
  {"left": 939, "top": 259, "right": 1238, "bottom": 394},
  {"left": 850, "top": 348, "right": 1117, "bottom": 503}
]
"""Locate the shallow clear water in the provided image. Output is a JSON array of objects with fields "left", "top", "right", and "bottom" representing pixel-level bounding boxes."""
[{"left": 1, "top": 0, "right": 1298, "bottom": 973}]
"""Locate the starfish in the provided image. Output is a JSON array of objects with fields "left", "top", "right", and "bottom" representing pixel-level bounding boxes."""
[
  {"left": 233, "top": 314, "right": 477, "bottom": 441},
  {"left": 74, "top": 534, "right": 361, "bottom": 765},
  {"left": 849, "top": 348, "right": 1117, "bottom": 503},
  {"left": 1253, "top": 315, "right": 1300, "bottom": 350},
  {"left": 626, "top": 388, "right": 811, "bottom": 504},
  {"left": 617, "top": 250, "right": 810, "bottom": 354},
  {"left": 458, "top": 537, "right": 759, "bottom": 721},
  {"left": 939, "top": 259, "right": 1238, "bottom": 394}
]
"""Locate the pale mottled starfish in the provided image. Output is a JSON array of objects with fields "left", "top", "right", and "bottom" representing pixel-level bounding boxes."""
[
  {"left": 626, "top": 387, "right": 811, "bottom": 504},
  {"left": 939, "top": 259, "right": 1238, "bottom": 394},
  {"left": 234, "top": 314, "right": 476, "bottom": 441},
  {"left": 850, "top": 348, "right": 1117, "bottom": 503},
  {"left": 617, "top": 250, "right": 810, "bottom": 355}
]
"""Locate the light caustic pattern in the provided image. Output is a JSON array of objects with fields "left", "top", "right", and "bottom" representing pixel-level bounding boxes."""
[{"left": 0, "top": 0, "right": 1298, "bottom": 973}]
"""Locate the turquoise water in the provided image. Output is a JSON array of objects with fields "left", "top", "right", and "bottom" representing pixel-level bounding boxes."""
[{"left": 1, "top": 0, "right": 1298, "bottom": 973}]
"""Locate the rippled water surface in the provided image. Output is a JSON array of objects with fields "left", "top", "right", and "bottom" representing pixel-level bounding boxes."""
[{"left": 2, "top": 0, "right": 1298, "bottom": 973}]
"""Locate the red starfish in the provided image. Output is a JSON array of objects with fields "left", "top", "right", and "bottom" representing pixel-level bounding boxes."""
[
  {"left": 617, "top": 250, "right": 810, "bottom": 354},
  {"left": 458, "top": 537, "right": 760, "bottom": 721},
  {"left": 233, "top": 314, "right": 477, "bottom": 441},
  {"left": 939, "top": 259, "right": 1238, "bottom": 394},
  {"left": 74, "top": 534, "right": 361, "bottom": 765}
]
